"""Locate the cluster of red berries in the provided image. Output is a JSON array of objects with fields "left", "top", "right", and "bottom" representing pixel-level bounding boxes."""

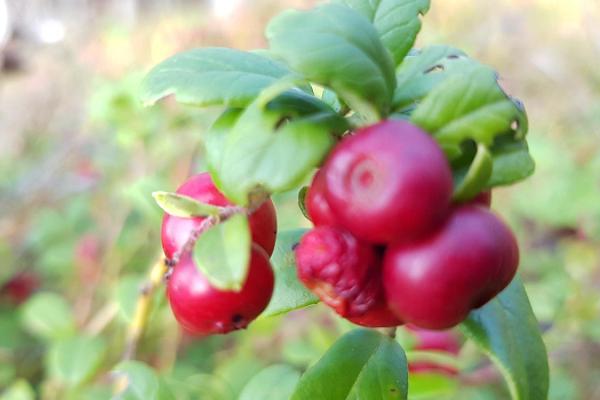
[
  {"left": 296, "top": 120, "right": 519, "bottom": 330},
  {"left": 161, "top": 173, "right": 277, "bottom": 335}
]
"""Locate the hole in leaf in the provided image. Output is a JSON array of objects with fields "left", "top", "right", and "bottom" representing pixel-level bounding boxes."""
[
  {"left": 447, "top": 54, "right": 460, "bottom": 59},
  {"left": 424, "top": 64, "right": 444, "bottom": 74},
  {"left": 511, "top": 120, "right": 519, "bottom": 131}
]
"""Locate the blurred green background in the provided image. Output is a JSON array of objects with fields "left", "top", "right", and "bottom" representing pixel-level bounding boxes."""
[{"left": 1, "top": 0, "right": 599, "bottom": 399}]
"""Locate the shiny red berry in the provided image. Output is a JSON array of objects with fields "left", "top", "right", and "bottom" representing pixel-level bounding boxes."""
[
  {"left": 167, "top": 245, "right": 274, "bottom": 335},
  {"left": 346, "top": 300, "right": 402, "bottom": 328},
  {"left": 306, "top": 169, "right": 337, "bottom": 226},
  {"left": 383, "top": 205, "right": 519, "bottom": 330},
  {"left": 295, "top": 227, "right": 394, "bottom": 323},
  {"left": 324, "top": 120, "right": 453, "bottom": 244},
  {"left": 161, "top": 173, "right": 277, "bottom": 259}
]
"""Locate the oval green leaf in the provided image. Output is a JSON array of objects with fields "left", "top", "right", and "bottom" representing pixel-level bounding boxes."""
[
  {"left": 338, "top": 0, "right": 431, "bottom": 66},
  {"left": 152, "top": 191, "right": 222, "bottom": 218},
  {"left": 267, "top": 3, "right": 396, "bottom": 120},
  {"left": 112, "top": 361, "right": 159, "bottom": 400},
  {"left": 461, "top": 276, "right": 549, "bottom": 400},
  {"left": 262, "top": 229, "right": 318, "bottom": 317},
  {"left": 47, "top": 335, "right": 106, "bottom": 387},
  {"left": 239, "top": 365, "right": 301, "bottom": 400},
  {"left": 20, "top": 292, "right": 76, "bottom": 341},
  {"left": 141, "top": 48, "right": 291, "bottom": 107},
  {"left": 292, "top": 329, "right": 408, "bottom": 400},
  {"left": 193, "top": 213, "right": 251, "bottom": 291}
]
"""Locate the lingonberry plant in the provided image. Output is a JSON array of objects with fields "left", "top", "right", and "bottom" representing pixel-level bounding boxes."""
[{"left": 134, "top": 0, "right": 548, "bottom": 398}]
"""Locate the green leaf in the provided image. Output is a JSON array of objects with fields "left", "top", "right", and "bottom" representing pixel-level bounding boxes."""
[
  {"left": 487, "top": 136, "right": 535, "bottom": 188},
  {"left": 0, "top": 380, "right": 35, "bottom": 400},
  {"left": 267, "top": 3, "right": 396, "bottom": 120},
  {"left": 392, "top": 45, "right": 478, "bottom": 111},
  {"left": 193, "top": 214, "right": 251, "bottom": 291},
  {"left": 461, "top": 276, "right": 549, "bottom": 400},
  {"left": 453, "top": 143, "right": 493, "bottom": 201},
  {"left": 141, "top": 48, "right": 292, "bottom": 107},
  {"left": 112, "top": 361, "right": 159, "bottom": 400},
  {"left": 262, "top": 229, "right": 318, "bottom": 317},
  {"left": 338, "top": 0, "right": 430, "bottom": 65},
  {"left": 292, "top": 329, "right": 408, "bottom": 400},
  {"left": 115, "top": 275, "right": 144, "bottom": 322},
  {"left": 214, "top": 91, "right": 334, "bottom": 205},
  {"left": 411, "top": 65, "right": 528, "bottom": 160},
  {"left": 297, "top": 187, "right": 310, "bottom": 221},
  {"left": 47, "top": 335, "right": 106, "bottom": 386},
  {"left": 239, "top": 365, "right": 301, "bottom": 400},
  {"left": 152, "top": 191, "right": 222, "bottom": 218},
  {"left": 20, "top": 292, "right": 76, "bottom": 341}
]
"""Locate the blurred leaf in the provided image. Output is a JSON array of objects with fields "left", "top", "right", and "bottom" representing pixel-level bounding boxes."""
[
  {"left": 214, "top": 92, "right": 333, "bottom": 205},
  {"left": 263, "top": 229, "right": 318, "bottom": 317},
  {"left": 292, "top": 329, "right": 408, "bottom": 399},
  {"left": 193, "top": 214, "right": 250, "bottom": 291},
  {"left": 0, "top": 380, "right": 35, "bottom": 400},
  {"left": 461, "top": 276, "right": 549, "bottom": 400},
  {"left": 115, "top": 275, "right": 144, "bottom": 322},
  {"left": 338, "top": 0, "right": 430, "bottom": 65},
  {"left": 112, "top": 361, "right": 159, "bottom": 400},
  {"left": 214, "top": 357, "right": 264, "bottom": 399},
  {"left": 20, "top": 292, "right": 76, "bottom": 341},
  {"left": 239, "top": 364, "right": 301, "bottom": 400},
  {"left": 47, "top": 335, "right": 106, "bottom": 386},
  {"left": 411, "top": 66, "right": 528, "bottom": 160},
  {"left": 0, "top": 312, "right": 26, "bottom": 348},
  {"left": 182, "top": 374, "right": 234, "bottom": 400},
  {"left": 407, "top": 373, "right": 457, "bottom": 399},
  {"left": 152, "top": 191, "right": 222, "bottom": 218},
  {"left": 142, "top": 48, "right": 291, "bottom": 107},
  {"left": 267, "top": 3, "right": 396, "bottom": 120},
  {"left": 392, "top": 45, "right": 476, "bottom": 111}
]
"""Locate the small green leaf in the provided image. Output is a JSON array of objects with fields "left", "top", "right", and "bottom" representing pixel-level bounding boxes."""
[
  {"left": 193, "top": 214, "right": 251, "bottom": 291},
  {"left": 292, "top": 329, "right": 408, "bottom": 400},
  {"left": 461, "top": 276, "right": 549, "bottom": 400},
  {"left": 262, "top": 229, "right": 318, "bottom": 317},
  {"left": 152, "top": 191, "right": 222, "bottom": 218},
  {"left": 112, "top": 361, "right": 159, "bottom": 400},
  {"left": 141, "top": 48, "right": 291, "bottom": 107},
  {"left": 408, "top": 373, "right": 458, "bottom": 399},
  {"left": 453, "top": 143, "right": 493, "bottom": 201},
  {"left": 392, "top": 45, "right": 478, "bottom": 111},
  {"left": 20, "top": 292, "right": 76, "bottom": 341},
  {"left": 0, "top": 380, "right": 35, "bottom": 400},
  {"left": 47, "top": 335, "right": 106, "bottom": 386},
  {"left": 487, "top": 137, "right": 536, "bottom": 188},
  {"left": 338, "top": 0, "right": 430, "bottom": 65},
  {"left": 267, "top": 3, "right": 396, "bottom": 120},
  {"left": 411, "top": 66, "right": 528, "bottom": 160},
  {"left": 239, "top": 365, "right": 301, "bottom": 400},
  {"left": 214, "top": 92, "right": 334, "bottom": 205},
  {"left": 297, "top": 187, "right": 310, "bottom": 221}
]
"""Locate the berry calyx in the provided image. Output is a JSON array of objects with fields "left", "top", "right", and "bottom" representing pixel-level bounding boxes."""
[
  {"left": 306, "top": 169, "right": 337, "bottom": 227},
  {"left": 161, "top": 173, "right": 277, "bottom": 259},
  {"left": 383, "top": 205, "right": 519, "bottom": 330},
  {"left": 324, "top": 120, "right": 453, "bottom": 244},
  {"left": 167, "top": 244, "right": 274, "bottom": 335}
]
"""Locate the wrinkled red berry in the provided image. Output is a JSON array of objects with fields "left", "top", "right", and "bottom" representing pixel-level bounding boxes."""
[
  {"left": 161, "top": 173, "right": 277, "bottom": 259},
  {"left": 306, "top": 170, "right": 337, "bottom": 226},
  {"left": 346, "top": 301, "right": 402, "bottom": 328},
  {"left": 324, "top": 120, "right": 453, "bottom": 244},
  {"left": 295, "top": 227, "right": 387, "bottom": 319},
  {"left": 167, "top": 245, "right": 274, "bottom": 335},
  {"left": 407, "top": 325, "right": 461, "bottom": 375},
  {"left": 384, "top": 205, "right": 519, "bottom": 330}
]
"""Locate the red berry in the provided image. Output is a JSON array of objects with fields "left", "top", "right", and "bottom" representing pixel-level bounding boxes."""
[
  {"left": 1, "top": 272, "right": 40, "bottom": 304},
  {"left": 306, "top": 170, "right": 337, "bottom": 226},
  {"left": 295, "top": 227, "right": 396, "bottom": 324},
  {"left": 346, "top": 301, "right": 402, "bottom": 328},
  {"left": 407, "top": 325, "right": 461, "bottom": 375},
  {"left": 383, "top": 205, "right": 519, "bottom": 330},
  {"left": 161, "top": 173, "right": 277, "bottom": 259},
  {"left": 167, "top": 245, "right": 274, "bottom": 335},
  {"left": 324, "top": 120, "right": 453, "bottom": 244}
]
